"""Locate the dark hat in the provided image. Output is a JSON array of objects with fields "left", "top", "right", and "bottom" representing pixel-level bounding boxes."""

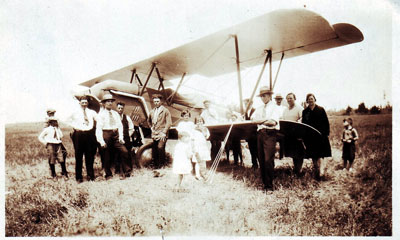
[
  {"left": 274, "top": 93, "right": 283, "bottom": 99},
  {"left": 101, "top": 93, "right": 115, "bottom": 102},
  {"left": 257, "top": 86, "right": 273, "bottom": 96}
]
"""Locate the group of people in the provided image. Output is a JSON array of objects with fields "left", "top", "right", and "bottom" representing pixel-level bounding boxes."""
[
  {"left": 38, "top": 88, "right": 359, "bottom": 193},
  {"left": 38, "top": 94, "right": 144, "bottom": 182},
  {"left": 193, "top": 86, "right": 336, "bottom": 192}
]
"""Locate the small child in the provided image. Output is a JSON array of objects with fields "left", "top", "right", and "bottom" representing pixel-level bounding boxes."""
[
  {"left": 173, "top": 110, "right": 195, "bottom": 189},
  {"left": 192, "top": 116, "right": 211, "bottom": 180},
  {"left": 341, "top": 118, "right": 359, "bottom": 172},
  {"left": 38, "top": 117, "right": 69, "bottom": 179}
]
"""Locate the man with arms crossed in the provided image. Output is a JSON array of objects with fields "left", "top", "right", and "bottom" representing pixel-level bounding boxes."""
[{"left": 282, "top": 93, "right": 305, "bottom": 176}]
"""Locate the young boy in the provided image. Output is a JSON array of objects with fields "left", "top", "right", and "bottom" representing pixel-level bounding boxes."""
[
  {"left": 38, "top": 117, "right": 69, "bottom": 179},
  {"left": 45, "top": 108, "right": 68, "bottom": 163},
  {"left": 341, "top": 118, "right": 359, "bottom": 172}
]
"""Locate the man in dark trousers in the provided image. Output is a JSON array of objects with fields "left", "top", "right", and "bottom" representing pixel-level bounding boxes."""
[
  {"left": 68, "top": 95, "right": 98, "bottom": 183},
  {"left": 251, "top": 86, "right": 280, "bottom": 192},
  {"left": 147, "top": 94, "right": 172, "bottom": 168},
  {"left": 116, "top": 102, "right": 134, "bottom": 170},
  {"left": 243, "top": 98, "right": 258, "bottom": 169},
  {"left": 96, "top": 94, "right": 132, "bottom": 180}
]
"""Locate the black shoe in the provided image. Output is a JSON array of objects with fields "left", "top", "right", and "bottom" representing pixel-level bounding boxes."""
[
  {"left": 125, "top": 173, "right": 131, "bottom": 178},
  {"left": 87, "top": 176, "right": 95, "bottom": 181},
  {"left": 264, "top": 186, "right": 274, "bottom": 192},
  {"left": 76, "top": 179, "right": 83, "bottom": 183}
]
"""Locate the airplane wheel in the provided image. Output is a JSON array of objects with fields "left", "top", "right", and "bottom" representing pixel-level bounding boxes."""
[{"left": 135, "top": 141, "right": 154, "bottom": 168}]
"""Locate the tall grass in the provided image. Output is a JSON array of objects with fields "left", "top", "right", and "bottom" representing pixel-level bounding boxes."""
[{"left": 5, "top": 115, "right": 392, "bottom": 236}]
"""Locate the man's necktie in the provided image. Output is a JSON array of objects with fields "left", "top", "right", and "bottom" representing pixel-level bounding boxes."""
[
  {"left": 152, "top": 107, "right": 159, "bottom": 125},
  {"left": 109, "top": 111, "right": 116, "bottom": 127},
  {"left": 262, "top": 104, "right": 267, "bottom": 118},
  {"left": 53, "top": 127, "right": 59, "bottom": 140},
  {"left": 83, "top": 109, "right": 89, "bottom": 125}
]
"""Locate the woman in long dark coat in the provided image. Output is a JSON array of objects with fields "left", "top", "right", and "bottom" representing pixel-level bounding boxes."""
[{"left": 302, "top": 93, "right": 332, "bottom": 180}]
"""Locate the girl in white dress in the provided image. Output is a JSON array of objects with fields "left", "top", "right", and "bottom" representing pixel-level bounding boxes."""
[
  {"left": 173, "top": 110, "right": 195, "bottom": 188},
  {"left": 192, "top": 116, "right": 211, "bottom": 180}
]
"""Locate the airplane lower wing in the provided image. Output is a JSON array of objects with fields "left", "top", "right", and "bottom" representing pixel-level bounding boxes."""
[{"left": 168, "top": 119, "right": 322, "bottom": 144}]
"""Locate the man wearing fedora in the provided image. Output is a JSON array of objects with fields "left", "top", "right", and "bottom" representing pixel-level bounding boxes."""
[
  {"left": 96, "top": 93, "right": 131, "bottom": 179},
  {"left": 68, "top": 95, "right": 98, "bottom": 183},
  {"left": 147, "top": 94, "right": 172, "bottom": 168},
  {"left": 251, "top": 86, "right": 280, "bottom": 192}
]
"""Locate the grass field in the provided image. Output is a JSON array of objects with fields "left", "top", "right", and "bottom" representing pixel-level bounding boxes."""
[{"left": 4, "top": 114, "right": 392, "bottom": 236}]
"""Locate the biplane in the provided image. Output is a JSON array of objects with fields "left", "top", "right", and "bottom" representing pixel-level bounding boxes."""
[{"left": 76, "top": 8, "right": 363, "bottom": 166}]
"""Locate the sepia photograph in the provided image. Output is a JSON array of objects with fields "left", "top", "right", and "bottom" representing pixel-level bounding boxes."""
[{"left": 1, "top": 0, "right": 398, "bottom": 238}]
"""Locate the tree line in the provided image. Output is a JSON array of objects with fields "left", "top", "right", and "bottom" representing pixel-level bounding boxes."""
[{"left": 344, "top": 102, "right": 392, "bottom": 115}]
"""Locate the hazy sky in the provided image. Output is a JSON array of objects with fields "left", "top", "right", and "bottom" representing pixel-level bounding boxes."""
[{"left": 0, "top": 0, "right": 398, "bottom": 123}]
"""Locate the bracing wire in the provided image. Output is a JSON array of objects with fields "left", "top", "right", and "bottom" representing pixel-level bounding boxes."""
[{"left": 206, "top": 123, "right": 234, "bottom": 184}]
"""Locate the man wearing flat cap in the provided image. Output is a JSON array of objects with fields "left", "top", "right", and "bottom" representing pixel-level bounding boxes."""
[
  {"left": 147, "top": 94, "right": 172, "bottom": 168},
  {"left": 68, "top": 95, "right": 98, "bottom": 183},
  {"left": 251, "top": 86, "right": 280, "bottom": 192},
  {"left": 96, "top": 93, "right": 132, "bottom": 179}
]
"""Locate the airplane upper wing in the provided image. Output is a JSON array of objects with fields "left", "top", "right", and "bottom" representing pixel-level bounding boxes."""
[{"left": 80, "top": 8, "right": 363, "bottom": 87}]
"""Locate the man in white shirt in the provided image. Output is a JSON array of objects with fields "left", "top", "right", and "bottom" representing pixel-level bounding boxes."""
[
  {"left": 282, "top": 93, "right": 303, "bottom": 122},
  {"left": 274, "top": 93, "right": 287, "bottom": 119},
  {"left": 68, "top": 95, "right": 98, "bottom": 183},
  {"left": 116, "top": 101, "right": 134, "bottom": 171},
  {"left": 251, "top": 86, "right": 280, "bottom": 192},
  {"left": 96, "top": 94, "right": 131, "bottom": 179},
  {"left": 282, "top": 93, "right": 305, "bottom": 176}
]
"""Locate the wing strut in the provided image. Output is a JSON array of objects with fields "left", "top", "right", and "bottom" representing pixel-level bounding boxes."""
[
  {"left": 233, "top": 35, "right": 244, "bottom": 115},
  {"left": 129, "top": 69, "right": 136, "bottom": 84},
  {"left": 244, "top": 51, "right": 271, "bottom": 115},
  {"left": 268, "top": 50, "right": 272, "bottom": 91},
  {"left": 167, "top": 72, "right": 186, "bottom": 105},
  {"left": 272, "top": 52, "right": 285, "bottom": 90},
  {"left": 155, "top": 66, "right": 169, "bottom": 103},
  {"left": 139, "top": 62, "right": 156, "bottom": 96}
]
